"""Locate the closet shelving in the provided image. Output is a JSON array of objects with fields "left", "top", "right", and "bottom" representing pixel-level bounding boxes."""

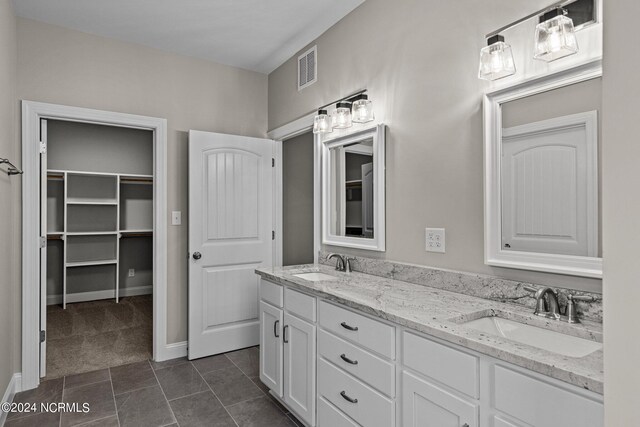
[{"left": 47, "top": 169, "right": 153, "bottom": 308}]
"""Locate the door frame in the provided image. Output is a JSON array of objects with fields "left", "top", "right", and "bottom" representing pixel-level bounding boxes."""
[
  {"left": 267, "top": 113, "right": 318, "bottom": 265},
  {"left": 21, "top": 100, "right": 168, "bottom": 391}
]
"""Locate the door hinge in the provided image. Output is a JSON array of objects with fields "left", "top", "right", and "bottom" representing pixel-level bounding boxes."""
[
  {"left": 39, "top": 236, "right": 46, "bottom": 248},
  {"left": 272, "top": 230, "right": 275, "bottom": 240},
  {"left": 272, "top": 158, "right": 275, "bottom": 167},
  {"left": 39, "top": 141, "right": 47, "bottom": 154},
  {"left": 40, "top": 330, "right": 46, "bottom": 343}
]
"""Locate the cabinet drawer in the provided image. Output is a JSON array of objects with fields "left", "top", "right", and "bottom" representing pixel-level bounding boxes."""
[
  {"left": 318, "top": 397, "right": 360, "bottom": 427},
  {"left": 318, "top": 358, "right": 394, "bottom": 427},
  {"left": 319, "top": 301, "right": 395, "bottom": 359},
  {"left": 260, "top": 279, "right": 283, "bottom": 308},
  {"left": 318, "top": 329, "right": 395, "bottom": 397},
  {"left": 494, "top": 365, "right": 603, "bottom": 427},
  {"left": 493, "top": 415, "right": 522, "bottom": 427},
  {"left": 403, "top": 331, "right": 479, "bottom": 398},
  {"left": 284, "top": 287, "right": 316, "bottom": 322}
]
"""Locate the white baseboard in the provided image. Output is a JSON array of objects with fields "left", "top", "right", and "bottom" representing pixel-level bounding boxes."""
[
  {"left": 1, "top": 373, "right": 22, "bottom": 426},
  {"left": 47, "top": 285, "right": 153, "bottom": 305},
  {"left": 155, "top": 341, "right": 188, "bottom": 362}
]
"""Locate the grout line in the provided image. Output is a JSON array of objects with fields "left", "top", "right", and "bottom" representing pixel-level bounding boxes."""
[
  {"left": 107, "top": 368, "right": 121, "bottom": 427},
  {"left": 59, "top": 376, "right": 65, "bottom": 427},
  {"left": 73, "top": 414, "right": 117, "bottom": 427},
  {"left": 165, "top": 389, "right": 209, "bottom": 403},
  {"left": 193, "top": 358, "right": 239, "bottom": 427},
  {"left": 148, "top": 360, "right": 178, "bottom": 427}
]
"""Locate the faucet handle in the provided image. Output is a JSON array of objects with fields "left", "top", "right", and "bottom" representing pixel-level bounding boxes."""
[
  {"left": 523, "top": 285, "right": 538, "bottom": 293},
  {"left": 569, "top": 294, "right": 595, "bottom": 302},
  {"left": 344, "top": 257, "right": 356, "bottom": 273}
]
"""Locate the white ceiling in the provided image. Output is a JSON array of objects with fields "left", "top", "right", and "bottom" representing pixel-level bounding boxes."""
[{"left": 12, "top": 0, "right": 364, "bottom": 74}]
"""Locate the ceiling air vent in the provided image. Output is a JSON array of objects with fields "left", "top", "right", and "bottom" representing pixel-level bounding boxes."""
[{"left": 298, "top": 45, "right": 317, "bottom": 91}]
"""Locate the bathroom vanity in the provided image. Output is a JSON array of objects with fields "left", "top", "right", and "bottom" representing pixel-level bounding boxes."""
[{"left": 255, "top": 265, "right": 603, "bottom": 427}]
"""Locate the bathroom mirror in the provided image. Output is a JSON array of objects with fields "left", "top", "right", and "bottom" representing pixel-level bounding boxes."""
[
  {"left": 484, "top": 62, "right": 602, "bottom": 278},
  {"left": 321, "top": 124, "right": 386, "bottom": 251}
]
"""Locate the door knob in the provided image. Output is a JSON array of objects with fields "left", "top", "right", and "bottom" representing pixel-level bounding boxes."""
[{"left": 192, "top": 252, "right": 202, "bottom": 260}]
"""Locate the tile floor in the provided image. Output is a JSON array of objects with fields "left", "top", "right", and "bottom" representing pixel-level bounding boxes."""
[
  {"left": 5, "top": 346, "right": 303, "bottom": 427},
  {"left": 46, "top": 296, "right": 153, "bottom": 379}
]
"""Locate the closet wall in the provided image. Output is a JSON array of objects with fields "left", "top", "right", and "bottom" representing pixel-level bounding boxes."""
[{"left": 46, "top": 120, "right": 153, "bottom": 305}]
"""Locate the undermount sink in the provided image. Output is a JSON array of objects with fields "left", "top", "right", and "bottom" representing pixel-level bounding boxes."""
[
  {"left": 292, "top": 272, "right": 338, "bottom": 282},
  {"left": 463, "top": 316, "right": 602, "bottom": 358}
]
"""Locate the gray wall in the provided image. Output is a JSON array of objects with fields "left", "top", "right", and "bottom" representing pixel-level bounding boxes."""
[
  {"left": 602, "top": 0, "right": 640, "bottom": 423},
  {"left": 283, "top": 131, "right": 314, "bottom": 265},
  {"left": 17, "top": 17, "right": 268, "bottom": 346},
  {"left": 268, "top": 0, "right": 601, "bottom": 293},
  {"left": 0, "top": 0, "right": 18, "bottom": 397}
]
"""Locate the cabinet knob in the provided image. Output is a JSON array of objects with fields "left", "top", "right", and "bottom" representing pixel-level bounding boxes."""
[
  {"left": 462, "top": 424, "right": 469, "bottom": 427},
  {"left": 192, "top": 252, "right": 202, "bottom": 260}
]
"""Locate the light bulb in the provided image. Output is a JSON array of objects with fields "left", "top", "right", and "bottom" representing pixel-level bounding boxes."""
[
  {"left": 534, "top": 10, "right": 578, "bottom": 62},
  {"left": 332, "top": 102, "right": 353, "bottom": 129},
  {"left": 313, "top": 109, "right": 333, "bottom": 134},
  {"left": 478, "top": 35, "right": 516, "bottom": 81},
  {"left": 351, "top": 94, "right": 375, "bottom": 123}
]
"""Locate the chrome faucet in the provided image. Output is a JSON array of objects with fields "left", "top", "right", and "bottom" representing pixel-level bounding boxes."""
[
  {"left": 533, "top": 287, "right": 561, "bottom": 320},
  {"left": 524, "top": 286, "right": 594, "bottom": 323},
  {"left": 327, "top": 253, "right": 354, "bottom": 273}
]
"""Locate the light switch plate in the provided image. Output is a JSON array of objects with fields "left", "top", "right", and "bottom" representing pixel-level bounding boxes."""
[
  {"left": 425, "top": 228, "right": 445, "bottom": 253},
  {"left": 128, "top": 269, "right": 135, "bottom": 277},
  {"left": 172, "top": 211, "right": 182, "bottom": 226}
]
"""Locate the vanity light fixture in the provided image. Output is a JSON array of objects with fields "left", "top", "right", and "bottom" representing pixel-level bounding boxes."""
[
  {"left": 351, "top": 94, "right": 375, "bottom": 123},
  {"left": 534, "top": 8, "right": 579, "bottom": 62},
  {"left": 478, "top": 35, "right": 516, "bottom": 81},
  {"left": 479, "top": 0, "right": 594, "bottom": 80},
  {"left": 313, "top": 109, "right": 333, "bottom": 134},
  {"left": 332, "top": 102, "right": 353, "bottom": 129}
]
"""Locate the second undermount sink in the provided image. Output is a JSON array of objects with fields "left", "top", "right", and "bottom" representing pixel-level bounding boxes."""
[
  {"left": 463, "top": 316, "right": 602, "bottom": 358},
  {"left": 292, "top": 272, "right": 338, "bottom": 282}
]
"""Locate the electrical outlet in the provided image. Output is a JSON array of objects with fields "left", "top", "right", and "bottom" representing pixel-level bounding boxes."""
[
  {"left": 425, "top": 228, "right": 445, "bottom": 253},
  {"left": 172, "top": 211, "right": 182, "bottom": 226},
  {"left": 128, "top": 269, "right": 135, "bottom": 277}
]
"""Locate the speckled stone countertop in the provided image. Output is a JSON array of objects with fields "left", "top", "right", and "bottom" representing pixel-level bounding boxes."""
[{"left": 255, "top": 264, "right": 603, "bottom": 394}]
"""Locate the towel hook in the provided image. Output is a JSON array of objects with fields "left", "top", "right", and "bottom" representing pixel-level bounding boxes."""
[{"left": 0, "top": 158, "right": 23, "bottom": 176}]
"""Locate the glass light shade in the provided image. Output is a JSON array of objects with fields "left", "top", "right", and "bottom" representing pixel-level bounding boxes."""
[
  {"left": 352, "top": 96, "right": 375, "bottom": 123},
  {"left": 313, "top": 110, "right": 333, "bottom": 134},
  {"left": 534, "top": 14, "right": 578, "bottom": 62},
  {"left": 478, "top": 39, "right": 516, "bottom": 81},
  {"left": 332, "top": 102, "right": 353, "bottom": 129}
]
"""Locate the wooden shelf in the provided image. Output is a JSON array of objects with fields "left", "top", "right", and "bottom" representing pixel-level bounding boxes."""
[
  {"left": 66, "top": 259, "right": 118, "bottom": 268},
  {"left": 67, "top": 200, "right": 118, "bottom": 206}
]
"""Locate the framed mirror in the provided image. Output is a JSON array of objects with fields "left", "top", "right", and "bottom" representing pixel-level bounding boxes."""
[
  {"left": 484, "top": 61, "right": 602, "bottom": 278},
  {"left": 321, "top": 124, "right": 386, "bottom": 251}
]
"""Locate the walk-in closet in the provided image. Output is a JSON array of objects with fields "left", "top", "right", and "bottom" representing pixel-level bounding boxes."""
[{"left": 44, "top": 119, "right": 154, "bottom": 378}]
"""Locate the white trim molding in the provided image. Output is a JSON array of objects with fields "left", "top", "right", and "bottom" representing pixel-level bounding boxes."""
[
  {"left": 47, "top": 285, "right": 153, "bottom": 306},
  {"left": 321, "top": 124, "right": 386, "bottom": 252},
  {"left": 1, "top": 373, "right": 22, "bottom": 426},
  {"left": 162, "top": 341, "right": 188, "bottom": 360},
  {"left": 483, "top": 61, "right": 603, "bottom": 278},
  {"left": 21, "top": 101, "right": 169, "bottom": 391}
]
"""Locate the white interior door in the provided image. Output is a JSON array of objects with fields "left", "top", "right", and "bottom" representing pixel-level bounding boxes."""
[
  {"left": 188, "top": 130, "right": 274, "bottom": 359},
  {"left": 40, "top": 119, "right": 48, "bottom": 377}
]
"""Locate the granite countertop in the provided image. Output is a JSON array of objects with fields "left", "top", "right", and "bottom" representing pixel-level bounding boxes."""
[{"left": 255, "top": 264, "right": 603, "bottom": 394}]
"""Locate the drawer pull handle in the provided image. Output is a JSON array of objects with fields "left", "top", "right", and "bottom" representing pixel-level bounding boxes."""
[
  {"left": 340, "top": 354, "right": 358, "bottom": 365},
  {"left": 283, "top": 325, "right": 289, "bottom": 343},
  {"left": 274, "top": 320, "right": 279, "bottom": 338},
  {"left": 462, "top": 424, "right": 469, "bottom": 427},
  {"left": 340, "top": 390, "right": 358, "bottom": 404},
  {"left": 340, "top": 321, "right": 359, "bottom": 331}
]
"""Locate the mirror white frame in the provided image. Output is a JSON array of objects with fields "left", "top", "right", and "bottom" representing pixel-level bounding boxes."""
[
  {"left": 483, "top": 60, "right": 602, "bottom": 278},
  {"left": 321, "top": 123, "right": 386, "bottom": 251}
]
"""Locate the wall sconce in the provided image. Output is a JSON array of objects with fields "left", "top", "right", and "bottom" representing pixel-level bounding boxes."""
[
  {"left": 534, "top": 9, "right": 579, "bottom": 62},
  {"left": 478, "top": 35, "right": 516, "bottom": 81},
  {"left": 312, "top": 90, "right": 375, "bottom": 134},
  {"left": 313, "top": 109, "right": 333, "bottom": 134},
  {"left": 478, "top": 0, "right": 594, "bottom": 80}
]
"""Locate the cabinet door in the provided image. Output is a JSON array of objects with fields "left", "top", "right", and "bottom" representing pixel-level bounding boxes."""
[
  {"left": 284, "top": 313, "right": 316, "bottom": 426},
  {"left": 260, "top": 301, "right": 283, "bottom": 397},
  {"left": 402, "top": 371, "right": 478, "bottom": 427}
]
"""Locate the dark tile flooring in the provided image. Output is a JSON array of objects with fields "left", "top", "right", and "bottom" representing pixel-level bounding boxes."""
[
  {"left": 6, "top": 347, "right": 303, "bottom": 427},
  {"left": 46, "top": 296, "right": 153, "bottom": 379}
]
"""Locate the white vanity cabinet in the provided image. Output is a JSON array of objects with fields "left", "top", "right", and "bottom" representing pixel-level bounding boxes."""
[
  {"left": 259, "top": 279, "right": 317, "bottom": 426},
  {"left": 258, "top": 277, "right": 603, "bottom": 427}
]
